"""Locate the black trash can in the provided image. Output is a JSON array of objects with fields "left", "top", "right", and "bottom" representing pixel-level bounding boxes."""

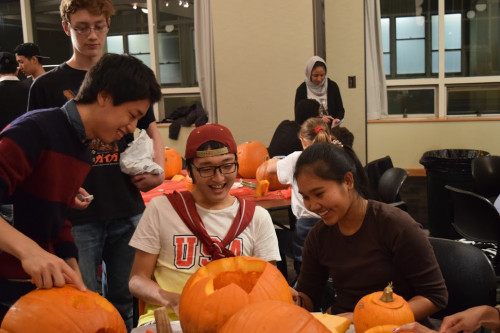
[{"left": 420, "top": 149, "right": 489, "bottom": 239}]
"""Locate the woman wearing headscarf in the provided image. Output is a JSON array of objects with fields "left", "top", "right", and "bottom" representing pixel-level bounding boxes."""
[{"left": 294, "top": 56, "right": 345, "bottom": 126}]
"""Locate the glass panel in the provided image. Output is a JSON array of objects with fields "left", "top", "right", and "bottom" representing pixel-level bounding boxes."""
[
  {"left": 448, "top": 85, "right": 500, "bottom": 115},
  {"left": 445, "top": 0, "right": 500, "bottom": 77},
  {"left": 431, "top": 15, "right": 438, "bottom": 51},
  {"left": 381, "top": 18, "right": 390, "bottom": 53},
  {"left": 396, "top": 17, "right": 425, "bottom": 39},
  {"left": 444, "top": 13, "right": 461, "bottom": 49},
  {"left": 387, "top": 88, "right": 435, "bottom": 115},
  {"left": 106, "top": 36, "right": 124, "bottom": 54},
  {"left": 0, "top": 1, "right": 24, "bottom": 54},
  {"left": 396, "top": 40, "right": 425, "bottom": 74},
  {"left": 384, "top": 54, "right": 391, "bottom": 75},
  {"left": 445, "top": 50, "right": 460, "bottom": 73},
  {"left": 155, "top": 0, "right": 196, "bottom": 87},
  {"left": 432, "top": 51, "right": 438, "bottom": 73},
  {"left": 31, "top": 2, "right": 72, "bottom": 67},
  {"left": 160, "top": 95, "right": 203, "bottom": 122},
  {"left": 128, "top": 34, "right": 150, "bottom": 54}
]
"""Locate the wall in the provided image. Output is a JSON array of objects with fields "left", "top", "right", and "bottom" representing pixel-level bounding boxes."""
[
  {"left": 210, "top": 0, "right": 314, "bottom": 146},
  {"left": 325, "top": 0, "right": 367, "bottom": 163},
  {"left": 368, "top": 120, "right": 500, "bottom": 169}
]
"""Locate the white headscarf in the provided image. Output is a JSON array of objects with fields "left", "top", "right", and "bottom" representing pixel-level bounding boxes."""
[{"left": 304, "top": 56, "right": 328, "bottom": 114}]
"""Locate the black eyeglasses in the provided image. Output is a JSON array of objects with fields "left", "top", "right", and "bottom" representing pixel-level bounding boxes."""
[
  {"left": 67, "top": 22, "right": 109, "bottom": 36},
  {"left": 192, "top": 162, "right": 238, "bottom": 178}
]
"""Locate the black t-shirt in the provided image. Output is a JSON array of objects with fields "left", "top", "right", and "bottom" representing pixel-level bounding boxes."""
[
  {"left": 267, "top": 120, "right": 302, "bottom": 158},
  {"left": 0, "top": 80, "right": 29, "bottom": 130},
  {"left": 28, "top": 62, "right": 156, "bottom": 224}
]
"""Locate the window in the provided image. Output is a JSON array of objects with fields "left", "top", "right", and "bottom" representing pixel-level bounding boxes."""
[
  {"left": 381, "top": 0, "right": 500, "bottom": 117},
  {"left": 0, "top": 1, "right": 23, "bottom": 55}
]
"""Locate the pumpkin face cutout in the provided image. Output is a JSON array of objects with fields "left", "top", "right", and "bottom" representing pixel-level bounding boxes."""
[
  {"left": 237, "top": 141, "right": 269, "bottom": 178},
  {"left": 0, "top": 285, "right": 126, "bottom": 333},
  {"left": 164, "top": 147, "right": 183, "bottom": 179},
  {"left": 179, "top": 256, "right": 293, "bottom": 333},
  {"left": 219, "top": 300, "right": 331, "bottom": 333},
  {"left": 353, "top": 283, "right": 415, "bottom": 333},
  {"left": 256, "top": 159, "right": 289, "bottom": 191}
]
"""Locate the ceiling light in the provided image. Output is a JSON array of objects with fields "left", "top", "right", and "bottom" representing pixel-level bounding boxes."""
[
  {"left": 141, "top": 8, "right": 148, "bottom": 14},
  {"left": 183, "top": 1, "right": 189, "bottom": 8},
  {"left": 178, "top": 0, "right": 183, "bottom": 5},
  {"left": 475, "top": 0, "right": 487, "bottom": 12},
  {"left": 165, "top": 1, "right": 169, "bottom": 6},
  {"left": 132, "top": 2, "right": 138, "bottom": 9}
]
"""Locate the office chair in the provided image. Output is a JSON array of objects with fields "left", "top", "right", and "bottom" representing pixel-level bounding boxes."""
[
  {"left": 428, "top": 237, "right": 497, "bottom": 319},
  {"left": 472, "top": 155, "right": 500, "bottom": 202},
  {"left": 364, "top": 156, "right": 394, "bottom": 200},
  {"left": 445, "top": 185, "right": 500, "bottom": 272},
  {"left": 377, "top": 167, "right": 409, "bottom": 210}
]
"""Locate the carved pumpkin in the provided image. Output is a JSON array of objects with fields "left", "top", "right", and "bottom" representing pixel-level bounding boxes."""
[
  {"left": 219, "top": 300, "right": 331, "bottom": 333},
  {"left": 164, "top": 147, "right": 183, "bottom": 179},
  {"left": 365, "top": 324, "right": 400, "bottom": 333},
  {"left": 353, "top": 283, "right": 415, "bottom": 333},
  {"left": 256, "top": 159, "right": 289, "bottom": 190},
  {"left": 237, "top": 141, "right": 269, "bottom": 178},
  {"left": 0, "top": 285, "right": 126, "bottom": 333},
  {"left": 179, "top": 256, "right": 293, "bottom": 333}
]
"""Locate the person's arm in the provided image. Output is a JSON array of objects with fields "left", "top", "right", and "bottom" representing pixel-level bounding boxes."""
[
  {"left": 265, "top": 158, "right": 279, "bottom": 174},
  {"left": 129, "top": 249, "right": 180, "bottom": 315},
  {"left": 439, "top": 305, "right": 500, "bottom": 333},
  {"left": 408, "top": 295, "right": 440, "bottom": 322},
  {"left": 290, "top": 288, "right": 314, "bottom": 311},
  {"left": 0, "top": 217, "right": 86, "bottom": 290},
  {"left": 130, "top": 121, "right": 165, "bottom": 192}
]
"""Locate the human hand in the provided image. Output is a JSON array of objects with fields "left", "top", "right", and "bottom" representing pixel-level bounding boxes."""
[
  {"left": 73, "top": 187, "right": 93, "bottom": 210},
  {"left": 439, "top": 306, "right": 500, "bottom": 333},
  {"left": 322, "top": 115, "right": 335, "bottom": 124},
  {"left": 131, "top": 172, "right": 164, "bottom": 192},
  {"left": 21, "top": 250, "right": 86, "bottom": 291},
  {"left": 159, "top": 289, "right": 181, "bottom": 316},
  {"left": 393, "top": 322, "right": 437, "bottom": 333}
]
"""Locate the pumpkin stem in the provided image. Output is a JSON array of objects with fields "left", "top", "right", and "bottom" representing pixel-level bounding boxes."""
[{"left": 379, "top": 282, "right": 394, "bottom": 303}]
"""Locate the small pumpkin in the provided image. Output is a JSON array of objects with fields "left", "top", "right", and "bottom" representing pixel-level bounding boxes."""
[
  {"left": 237, "top": 141, "right": 269, "bottom": 178},
  {"left": 164, "top": 147, "right": 183, "bottom": 179},
  {"left": 256, "top": 159, "right": 289, "bottom": 191},
  {"left": 179, "top": 256, "right": 293, "bottom": 333},
  {"left": 219, "top": 300, "right": 331, "bottom": 333},
  {"left": 0, "top": 285, "right": 126, "bottom": 333},
  {"left": 365, "top": 324, "right": 400, "bottom": 333},
  {"left": 353, "top": 283, "right": 415, "bottom": 333}
]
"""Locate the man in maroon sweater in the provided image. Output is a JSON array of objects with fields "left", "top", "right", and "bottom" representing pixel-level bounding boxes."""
[{"left": 0, "top": 53, "right": 161, "bottom": 321}]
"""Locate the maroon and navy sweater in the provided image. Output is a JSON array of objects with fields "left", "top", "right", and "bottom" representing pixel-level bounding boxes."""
[{"left": 0, "top": 107, "right": 92, "bottom": 279}]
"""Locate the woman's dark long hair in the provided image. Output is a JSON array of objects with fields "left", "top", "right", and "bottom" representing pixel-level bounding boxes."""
[{"left": 294, "top": 142, "right": 371, "bottom": 199}]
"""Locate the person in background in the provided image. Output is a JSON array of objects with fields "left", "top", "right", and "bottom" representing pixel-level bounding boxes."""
[
  {"left": 27, "top": 1, "right": 165, "bottom": 330},
  {"left": 0, "top": 52, "right": 28, "bottom": 132},
  {"left": 265, "top": 117, "right": 332, "bottom": 277},
  {"left": 0, "top": 51, "right": 30, "bottom": 224},
  {"left": 331, "top": 125, "right": 354, "bottom": 148},
  {"left": 291, "top": 142, "right": 447, "bottom": 326},
  {"left": 294, "top": 56, "right": 345, "bottom": 126},
  {"left": 0, "top": 53, "right": 161, "bottom": 322},
  {"left": 13, "top": 43, "right": 48, "bottom": 87},
  {"left": 268, "top": 98, "right": 321, "bottom": 158},
  {"left": 129, "top": 124, "right": 281, "bottom": 327},
  {"left": 394, "top": 305, "right": 500, "bottom": 333}
]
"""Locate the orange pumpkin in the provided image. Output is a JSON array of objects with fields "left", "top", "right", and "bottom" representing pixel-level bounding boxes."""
[
  {"left": 164, "top": 147, "right": 183, "bottom": 179},
  {"left": 365, "top": 324, "right": 400, "bottom": 333},
  {"left": 219, "top": 300, "right": 331, "bottom": 333},
  {"left": 256, "top": 159, "right": 289, "bottom": 191},
  {"left": 237, "top": 141, "right": 269, "bottom": 178},
  {"left": 179, "top": 256, "right": 293, "bottom": 333},
  {"left": 0, "top": 285, "right": 126, "bottom": 333},
  {"left": 353, "top": 283, "right": 415, "bottom": 333}
]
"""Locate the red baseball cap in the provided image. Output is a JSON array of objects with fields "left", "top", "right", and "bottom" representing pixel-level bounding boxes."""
[{"left": 185, "top": 124, "right": 237, "bottom": 159}]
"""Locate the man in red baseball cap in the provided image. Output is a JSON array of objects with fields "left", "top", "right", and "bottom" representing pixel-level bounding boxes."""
[{"left": 128, "top": 124, "right": 281, "bottom": 327}]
